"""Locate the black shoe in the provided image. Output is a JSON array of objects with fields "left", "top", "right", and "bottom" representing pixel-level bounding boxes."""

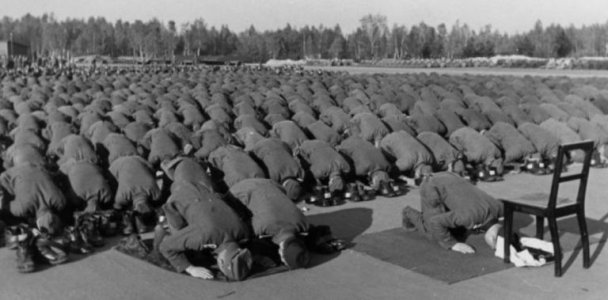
[
  {"left": 35, "top": 234, "right": 68, "bottom": 265},
  {"left": 79, "top": 214, "right": 104, "bottom": 248},
  {"left": 331, "top": 191, "right": 345, "bottom": 206},
  {"left": 314, "top": 187, "right": 334, "bottom": 207},
  {"left": 15, "top": 228, "right": 35, "bottom": 273},
  {"left": 378, "top": 181, "right": 396, "bottom": 197},
  {"left": 306, "top": 187, "right": 324, "bottom": 205},
  {"left": 5, "top": 224, "right": 27, "bottom": 250},
  {"left": 134, "top": 213, "right": 152, "bottom": 234},
  {"left": 344, "top": 183, "right": 361, "bottom": 202},
  {"left": 121, "top": 211, "right": 135, "bottom": 236},
  {"left": 359, "top": 185, "right": 375, "bottom": 201},
  {"left": 65, "top": 226, "right": 93, "bottom": 255},
  {"left": 390, "top": 181, "right": 405, "bottom": 196},
  {"left": 98, "top": 210, "right": 120, "bottom": 237}
]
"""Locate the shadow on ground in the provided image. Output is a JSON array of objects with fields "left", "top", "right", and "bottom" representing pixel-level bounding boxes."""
[
  {"left": 514, "top": 213, "right": 608, "bottom": 275},
  {"left": 558, "top": 214, "right": 608, "bottom": 273}
]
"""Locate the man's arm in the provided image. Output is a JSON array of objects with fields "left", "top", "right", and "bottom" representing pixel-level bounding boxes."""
[
  {"left": 426, "top": 211, "right": 461, "bottom": 250},
  {"left": 158, "top": 225, "right": 212, "bottom": 277}
]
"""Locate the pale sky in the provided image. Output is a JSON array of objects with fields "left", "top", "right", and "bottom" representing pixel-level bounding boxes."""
[{"left": 4, "top": 0, "right": 608, "bottom": 34}]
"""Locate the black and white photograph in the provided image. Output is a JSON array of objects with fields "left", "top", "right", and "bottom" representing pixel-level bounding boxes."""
[{"left": 1, "top": 0, "right": 608, "bottom": 299}]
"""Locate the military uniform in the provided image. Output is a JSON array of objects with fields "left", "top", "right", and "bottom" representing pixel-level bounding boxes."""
[
  {"left": 484, "top": 122, "right": 536, "bottom": 164},
  {"left": 250, "top": 138, "right": 305, "bottom": 184},
  {"left": 208, "top": 145, "right": 266, "bottom": 188},
  {"left": 109, "top": 155, "right": 160, "bottom": 214},
  {"left": 337, "top": 136, "right": 391, "bottom": 178},
  {"left": 230, "top": 178, "right": 308, "bottom": 243},
  {"left": 159, "top": 182, "right": 251, "bottom": 273},
  {"left": 404, "top": 172, "right": 503, "bottom": 249},
  {"left": 380, "top": 131, "right": 434, "bottom": 173},
  {"left": 349, "top": 112, "right": 390, "bottom": 145},
  {"left": 0, "top": 163, "right": 67, "bottom": 234},
  {"left": 449, "top": 127, "right": 503, "bottom": 173},
  {"left": 270, "top": 120, "right": 309, "bottom": 151}
]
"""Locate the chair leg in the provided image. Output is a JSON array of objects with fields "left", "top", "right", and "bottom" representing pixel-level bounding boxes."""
[
  {"left": 503, "top": 204, "right": 513, "bottom": 264},
  {"left": 548, "top": 217, "right": 562, "bottom": 277},
  {"left": 536, "top": 216, "right": 544, "bottom": 239},
  {"left": 576, "top": 209, "right": 590, "bottom": 269}
]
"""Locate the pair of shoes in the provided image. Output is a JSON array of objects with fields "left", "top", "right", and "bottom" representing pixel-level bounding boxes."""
[
  {"left": 330, "top": 191, "right": 345, "bottom": 206},
  {"left": 401, "top": 207, "right": 417, "bottom": 232},
  {"left": 65, "top": 226, "right": 93, "bottom": 254},
  {"left": 98, "top": 210, "right": 121, "bottom": 237},
  {"left": 77, "top": 213, "right": 105, "bottom": 248},
  {"left": 121, "top": 211, "right": 135, "bottom": 236},
  {"left": 344, "top": 183, "right": 361, "bottom": 202},
  {"left": 378, "top": 181, "right": 396, "bottom": 197},
  {"left": 5, "top": 224, "right": 31, "bottom": 250},
  {"left": 35, "top": 233, "right": 68, "bottom": 265}
]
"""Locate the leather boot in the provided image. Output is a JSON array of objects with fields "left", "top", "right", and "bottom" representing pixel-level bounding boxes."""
[
  {"left": 121, "top": 211, "right": 135, "bottom": 236},
  {"left": 35, "top": 233, "right": 68, "bottom": 265},
  {"left": 15, "top": 228, "right": 35, "bottom": 273},
  {"left": 79, "top": 214, "right": 105, "bottom": 248},
  {"left": 345, "top": 183, "right": 361, "bottom": 202},
  {"left": 378, "top": 181, "right": 395, "bottom": 197},
  {"left": 65, "top": 226, "right": 93, "bottom": 254}
]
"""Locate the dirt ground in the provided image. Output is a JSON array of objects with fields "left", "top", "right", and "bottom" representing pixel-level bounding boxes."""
[
  {"left": 308, "top": 65, "right": 608, "bottom": 78},
  {"left": 1, "top": 67, "right": 608, "bottom": 300}
]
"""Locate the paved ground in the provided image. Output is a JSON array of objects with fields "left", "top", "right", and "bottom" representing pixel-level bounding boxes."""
[{"left": 1, "top": 165, "right": 607, "bottom": 300}]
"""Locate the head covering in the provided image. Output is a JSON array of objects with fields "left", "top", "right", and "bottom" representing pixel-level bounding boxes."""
[
  {"left": 216, "top": 241, "right": 253, "bottom": 281},
  {"left": 279, "top": 235, "right": 310, "bottom": 270},
  {"left": 36, "top": 211, "right": 62, "bottom": 235},
  {"left": 282, "top": 178, "right": 302, "bottom": 201},
  {"left": 328, "top": 174, "right": 344, "bottom": 192}
]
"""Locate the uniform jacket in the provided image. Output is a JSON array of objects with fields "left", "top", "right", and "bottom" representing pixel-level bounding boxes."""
[
  {"left": 420, "top": 172, "right": 503, "bottom": 249},
  {"left": 230, "top": 178, "right": 308, "bottom": 241},
  {"left": 449, "top": 127, "right": 501, "bottom": 166},
  {"left": 0, "top": 163, "right": 67, "bottom": 219},
  {"left": 208, "top": 145, "right": 265, "bottom": 187},
  {"left": 337, "top": 136, "right": 390, "bottom": 176},
  {"left": 251, "top": 138, "right": 305, "bottom": 183},
  {"left": 160, "top": 182, "right": 251, "bottom": 273},
  {"left": 296, "top": 140, "right": 350, "bottom": 179},
  {"left": 380, "top": 131, "right": 434, "bottom": 172}
]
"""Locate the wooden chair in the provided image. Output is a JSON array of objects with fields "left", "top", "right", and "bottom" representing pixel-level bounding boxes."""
[{"left": 502, "top": 140, "right": 593, "bottom": 277}]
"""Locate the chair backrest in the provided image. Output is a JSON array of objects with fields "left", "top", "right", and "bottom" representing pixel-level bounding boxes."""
[{"left": 548, "top": 140, "right": 594, "bottom": 210}]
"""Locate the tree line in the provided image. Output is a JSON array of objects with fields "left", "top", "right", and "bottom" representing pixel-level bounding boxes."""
[{"left": 0, "top": 13, "right": 607, "bottom": 62}]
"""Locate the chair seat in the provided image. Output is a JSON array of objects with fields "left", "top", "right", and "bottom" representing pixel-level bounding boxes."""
[{"left": 503, "top": 193, "right": 574, "bottom": 208}]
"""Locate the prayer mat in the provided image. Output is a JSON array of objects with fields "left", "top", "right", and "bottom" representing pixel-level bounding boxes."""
[
  {"left": 352, "top": 227, "right": 600, "bottom": 284},
  {"left": 114, "top": 236, "right": 290, "bottom": 282},
  {"left": 352, "top": 227, "right": 511, "bottom": 284}
]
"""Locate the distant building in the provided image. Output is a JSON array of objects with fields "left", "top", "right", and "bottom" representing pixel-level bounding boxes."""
[{"left": 0, "top": 40, "right": 30, "bottom": 57}]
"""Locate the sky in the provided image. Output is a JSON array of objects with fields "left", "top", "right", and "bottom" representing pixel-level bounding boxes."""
[{"left": 3, "top": 0, "right": 608, "bottom": 34}]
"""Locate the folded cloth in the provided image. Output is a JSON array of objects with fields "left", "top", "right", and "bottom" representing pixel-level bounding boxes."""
[
  {"left": 520, "top": 237, "right": 554, "bottom": 254},
  {"left": 494, "top": 236, "right": 546, "bottom": 268}
]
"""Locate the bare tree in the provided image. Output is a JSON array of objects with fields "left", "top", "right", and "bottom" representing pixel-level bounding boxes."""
[{"left": 360, "top": 14, "right": 388, "bottom": 58}]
